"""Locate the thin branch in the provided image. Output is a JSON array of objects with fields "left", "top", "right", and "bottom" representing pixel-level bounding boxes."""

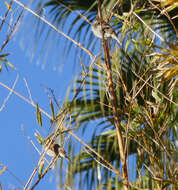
[
  {"left": 132, "top": 75, "right": 153, "bottom": 100},
  {"left": 132, "top": 70, "right": 178, "bottom": 106},
  {"left": 0, "top": 9, "right": 23, "bottom": 53},
  {"left": 0, "top": 0, "right": 13, "bottom": 30},
  {"left": 24, "top": 114, "right": 72, "bottom": 190},
  {"left": 24, "top": 114, "right": 69, "bottom": 190},
  {"left": 148, "top": 0, "right": 178, "bottom": 37},
  {"left": 83, "top": 147, "right": 116, "bottom": 173},
  {"left": 0, "top": 164, "right": 24, "bottom": 187},
  {"left": 133, "top": 12, "right": 165, "bottom": 42},
  {"left": 111, "top": 52, "right": 178, "bottom": 107},
  {"left": 0, "top": 81, "right": 52, "bottom": 119},
  {"left": 23, "top": 78, "right": 34, "bottom": 104},
  {"left": 0, "top": 75, "right": 19, "bottom": 112},
  {"left": 29, "top": 156, "right": 58, "bottom": 190},
  {"left": 21, "top": 125, "right": 50, "bottom": 165},
  {"left": 41, "top": 85, "right": 60, "bottom": 109},
  {"left": 11, "top": 0, "right": 95, "bottom": 59},
  {"left": 23, "top": 137, "right": 55, "bottom": 190},
  {"left": 68, "top": 131, "right": 121, "bottom": 176},
  {"left": 55, "top": 0, "right": 91, "bottom": 24}
]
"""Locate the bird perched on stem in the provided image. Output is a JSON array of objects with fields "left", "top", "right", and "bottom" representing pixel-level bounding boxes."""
[
  {"left": 91, "top": 18, "right": 121, "bottom": 45},
  {"left": 45, "top": 140, "right": 71, "bottom": 162},
  {"left": 35, "top": 131, "right": 70, "bottom": 162}
]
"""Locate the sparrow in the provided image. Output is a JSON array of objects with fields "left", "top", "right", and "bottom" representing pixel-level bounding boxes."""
[
  {"left": 91, "top": 18, "right": 121, "bottom": 45},
  {"left": 35, "top": 131, "right": 71, "bottom": 162},
  {"left": 45, "top": 140, "right": 71, "bottom": 162}
]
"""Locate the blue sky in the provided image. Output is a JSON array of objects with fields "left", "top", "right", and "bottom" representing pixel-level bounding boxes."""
[{"left": 0, "top": 1, "right": 81, "bottom": 189}]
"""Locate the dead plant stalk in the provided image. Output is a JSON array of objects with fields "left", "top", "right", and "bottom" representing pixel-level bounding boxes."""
[{"left": 96, "top": 0, "right": 130, "bottom": 189}]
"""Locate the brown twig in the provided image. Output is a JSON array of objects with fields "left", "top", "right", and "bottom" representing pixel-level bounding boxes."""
[
  {"left": 30, "top": 156, "right": 58, "bottom": 190},
  {"left": 0, "top": 0, "right": 13, "bottom": 30},
  {"left": 148, "top": 0, "right": 178, "bottom": 37},
  {"left": 0, "top": 9, "right": 23, "bottom": 53},
  {"left": 96, "top": 0, "right": 130, "bottom": 189},
  {"left": 131, "top": 70, "right": 178, "bottom": 107}
]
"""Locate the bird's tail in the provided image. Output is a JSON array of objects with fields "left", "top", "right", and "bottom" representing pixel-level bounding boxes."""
[{"left": 112, "top": 34, "right": 121, "bottom": 46}]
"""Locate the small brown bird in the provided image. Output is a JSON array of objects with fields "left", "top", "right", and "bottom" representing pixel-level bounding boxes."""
[
  {"left": 91, "top": 18, "right": 121, "bottom": 45},
  {"left": 44, "top": 140, "right": 70, "bottom": 162}
]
